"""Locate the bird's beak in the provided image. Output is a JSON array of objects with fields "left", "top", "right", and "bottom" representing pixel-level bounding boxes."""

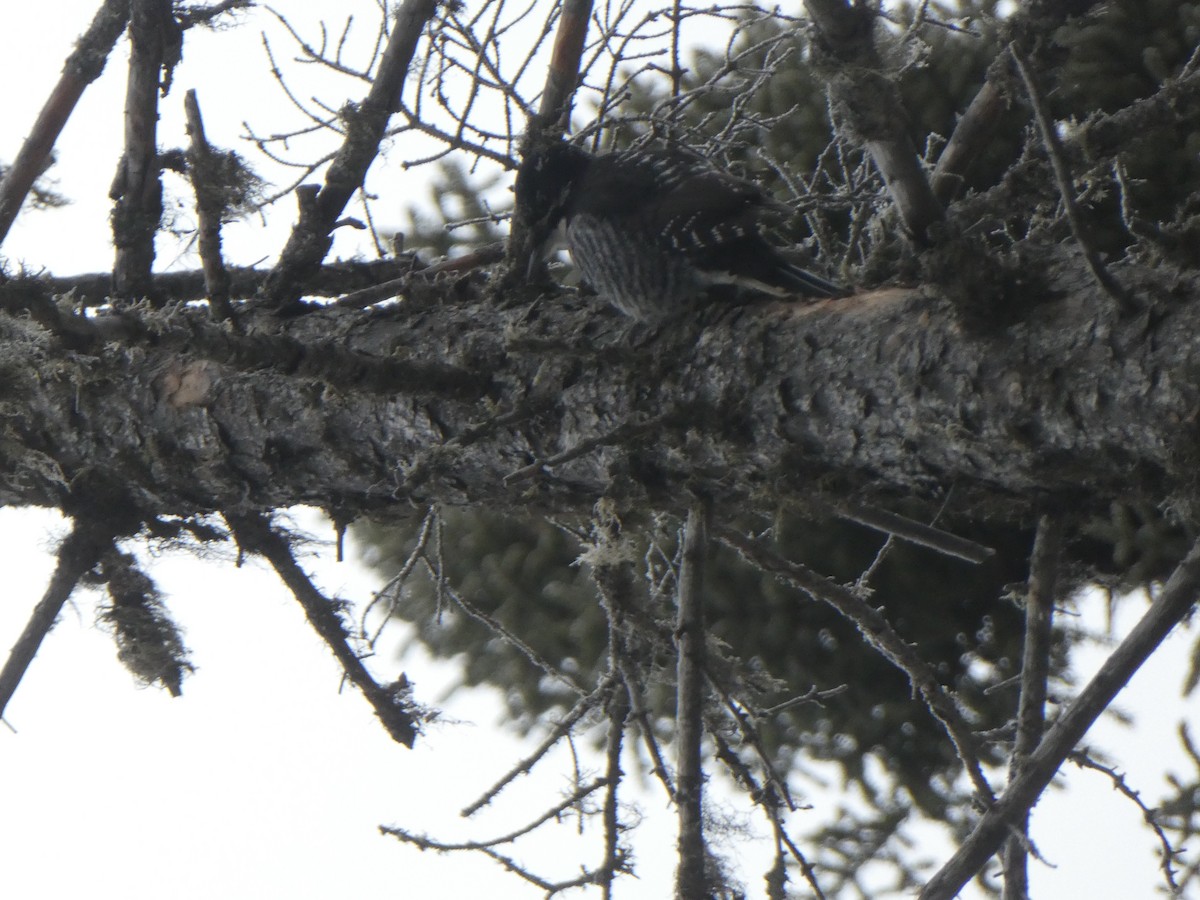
[{"left": 523, "top": 214, "right": 556, "bottom": 280}]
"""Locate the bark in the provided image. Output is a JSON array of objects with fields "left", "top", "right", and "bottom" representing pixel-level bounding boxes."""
[{"left": 0, "top": 251, "right": 1196, "bottom": 527}]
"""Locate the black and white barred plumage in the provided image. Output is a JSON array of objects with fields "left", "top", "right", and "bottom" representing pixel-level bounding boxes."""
[{"left": 515, "top": 141, "right": 842, "bottom": 321}]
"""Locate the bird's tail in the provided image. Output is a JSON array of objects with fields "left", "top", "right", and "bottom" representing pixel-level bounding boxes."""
[{"left": 773, "top": 258, "right": 844, "bottom": 298}]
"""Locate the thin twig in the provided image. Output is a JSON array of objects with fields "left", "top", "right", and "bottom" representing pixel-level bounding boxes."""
[
  {"left": 333, "top": 242, "right": 505, "bottom": 308},
  {"left": 720, "top": 526, "right": 996, "bottom": 805},
  {"left": 1010, "top": 46, "right": 1138, "bottom": 314},
  {"left": 504, "top": 415, "right": 667, "bottom": 483},
  {"left": 709, "top": 727, "right": 828, "bottom": 900},
  {"left": 1069, "top": 751, "right": 1181, "bottom": 893},
  {"left": 389, "top": 777, "right": 610, "bottom": 851},
  {"left": 461, "top": 677, "right": 614, "bottom": 816},
  {"left": 837, "top": 502, "right": 995, "bottom": 564}
]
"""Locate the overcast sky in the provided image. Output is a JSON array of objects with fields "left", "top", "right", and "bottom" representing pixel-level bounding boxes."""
[{"left": 1, "top": 3, "right": 1198, "bottom": 898}]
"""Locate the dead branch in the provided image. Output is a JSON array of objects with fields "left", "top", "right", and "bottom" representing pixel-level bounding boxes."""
[
  {"left": 835, "top": 502, "right": 996, "bottom": 564},
  {"left": 930, "top": 0, "right": 1106, "bottom": 203},
  {"left": 0, "top": 519, "right": 118, "bottom": 720},
  {"left": 260, "top": 0, "right": 441, "bottom": 311},
  {"left": 674, "top": 502, "right": 710, "bottom": 900},
  {"left": 720, "top": 525, "right": 996, "bottom": 805},
  {"left": 333, "top": 242, "right": 505, "bottom": 308},
  {"left": 0, "top": 0, "right": 130, "bottom": 248},
  {"left": 23, "top": 257, "right": 422, "bottom": 307},
  {"left": 1069, "top": 751, "right": 1182, "bottom": 894},
  {"left": 710, "top": 728, "right": 828, "bottom": 900},
  {"left": 920, "top": 533, "right": 1200, "bottom": 900},
  {"left": 1010, "top": 47, "right": 1137, "bottom": 315},
  {"left": 461, "top": 678, "right": 614, "bottom": 816},
  {"left": 505, "top": 0, "right": 597, "bottom": 282},
  {"left": 1001, "top": 513, "right": 1062, "bottom": 900},
  {"left": 805, "top": 0, "right": 943, "bottom": 240},
  {"left": 111, "top": 0, "right": 177, "bottom": 303},
  {"left": 184, "top": 89, "right": 235, "bottom": 322},
  {"left": 226, "top": 511, "right": 419, "bottom": 747},
  {"left": 599, "top": 688, "right": 630, "bottom": 898}
]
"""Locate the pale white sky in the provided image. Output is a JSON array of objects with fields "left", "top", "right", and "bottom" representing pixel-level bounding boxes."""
[{"left": 1, "top": 3, "right": 1197, "bottom": 899}]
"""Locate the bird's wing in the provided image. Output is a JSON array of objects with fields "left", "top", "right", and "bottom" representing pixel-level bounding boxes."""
[{"left": 619, "top": 152, "right": 776, "bottom": 258}]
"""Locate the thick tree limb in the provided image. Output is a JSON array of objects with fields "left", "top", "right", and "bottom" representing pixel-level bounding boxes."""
[
  {"left": 0, "top": 262, "right": 1197, "bottom": 522},
  {"left": 0, "top": 0, "right": 131, "bottom": 248},
  {"left": 920, "top": 533, "right": 1200, "bottom": 900}
]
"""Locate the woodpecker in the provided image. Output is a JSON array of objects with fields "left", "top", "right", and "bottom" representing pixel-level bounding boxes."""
[{"left": 515, "top": 140, "right": 842, "bottom": 321}]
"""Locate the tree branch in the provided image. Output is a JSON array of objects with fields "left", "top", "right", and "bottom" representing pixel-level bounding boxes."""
[
  {"left": 0, "top": 519, "right": 116, "bottom": 720},
  {"left": 226, "top": 512, "right": 419, "bottom": 747},
  {"left": 921, "top": 533, "right": 1200, "bottom": 900},
  {"left": 836, "top": 502, "right": 995, "bottom": 564},
  {"left": 21, "top": 258, "right": 424, "bottom": 308},
  {"left": 506, "top": 0, "right": 597, "bottom": 283},
  {"left": 0, "top": 0, "right": 130, "bottom": 248},
  {"left": 1, "top": 271, "right": 1198, "bottom": 522},
  {"left": 1010, "top": 47, "right": 1137, "bottom": 314},
  {"left": 931, "top": 0, "right": 1105, "bottom": 203},
  {"left": 1001, "top": 513, "right": 1062, "bottom": 899},
  {"left": 260, "top": 0, "right": 441, "bottom": 311},
  {"left": 111, "top": 0, "right": 175, "bottom": 302},
  {"left": 721, "top": 525, "right": 996, "bottom": 803},
  {"left": 675, "top": 501, "right": 710, "bottom": 900},
  {"left": 805, "top": 0, "right": 943, "bottom": 240},
  {"left": 184, "top": 89, "right": 236, "bottom": 322}
]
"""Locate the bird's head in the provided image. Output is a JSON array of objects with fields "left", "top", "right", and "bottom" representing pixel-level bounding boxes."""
[{"left": 514, "top": 140, "right": 592, "bottom": 242}]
